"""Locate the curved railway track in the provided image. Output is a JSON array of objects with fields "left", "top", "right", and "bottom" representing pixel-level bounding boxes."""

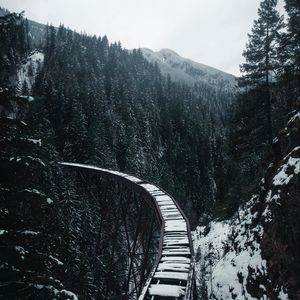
[{"left": 60, "top": 162, "right": 196, "bottom": 300}]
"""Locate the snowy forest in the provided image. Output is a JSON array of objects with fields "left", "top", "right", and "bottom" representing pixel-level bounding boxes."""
[{"left": 0, "top": 0, "right": 299, "bottom": 299}]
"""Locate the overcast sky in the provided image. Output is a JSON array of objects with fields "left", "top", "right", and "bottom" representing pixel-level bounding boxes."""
[{"left": 0, "top": 0, "right": 285, "bottom": 75}]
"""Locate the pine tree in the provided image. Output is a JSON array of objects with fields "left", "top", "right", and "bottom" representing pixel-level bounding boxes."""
[
  {"left": 279, "top": 0, "right": 300, "bottom": 95},
  {"left": 0, "top": 88, "right": 78, "bottom": 299},
  {"left": 0, "top": 13, "right": 77, "bottom": 299},
  {"left": 0, "top": 12, "right": 27, "bottom": 85},
  {"left": 240, "top": 0, "right": 283, "bottom": 144}
]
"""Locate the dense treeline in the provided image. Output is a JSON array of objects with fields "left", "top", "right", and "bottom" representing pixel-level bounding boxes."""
[
  {"left": 0, "top": 10, "right": 232, "bottom": 299},
  {"left": 217, "top": 0, "right": 300, "bottom": 216},
  {"left": 29, "top": 23, "right": 232, "bottom": 223},
  {"left": 0, "top": 15, "right": 156, "bottom": 299},
  {"left": 0, "top": 12, "right": 77, "bottom": 299}
]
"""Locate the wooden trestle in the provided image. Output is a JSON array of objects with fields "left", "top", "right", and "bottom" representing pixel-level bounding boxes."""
[{"left": 60, "top": 162, "right": 197, "bottom": 300}]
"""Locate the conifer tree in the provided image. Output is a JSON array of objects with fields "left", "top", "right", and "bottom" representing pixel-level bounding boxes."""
[
  {"left": 240, "top": 0, "right": 283, "bottom": 144},
  {"left": 279, "top": 0, "right": 300, "bottom": 94},
  {"left": 0, "top": 13, "right": 77, "bottom": 299}
]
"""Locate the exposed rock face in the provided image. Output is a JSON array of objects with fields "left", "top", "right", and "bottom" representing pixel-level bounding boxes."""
[
  {"left": 261, "top": 111, "right": 300, "bottom": 299},
  {"left": 194, "top": 110, "right": 300, "bottom": 299}
]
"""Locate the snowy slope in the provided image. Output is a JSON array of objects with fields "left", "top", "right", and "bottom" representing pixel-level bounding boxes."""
[
  {"left": 193, "top": 197, "right": 291, "bottom": 299},
  {"left": 17, "top": 50, "right": 44, "bottom": 94},
  {"left": 193, "top": 221, "right": 232, "bottom": 296},
  {"left": 193, "top": 111, "right": 300, "bottom": 299},
  {"left": 141, "top": 48, "right": 237, "bottom": 91},
  {"left": 193, "top": 201, "right": 289, "bottom": 299}
]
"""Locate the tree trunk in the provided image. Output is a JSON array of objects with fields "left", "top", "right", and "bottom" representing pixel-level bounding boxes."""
[{"left": 265, "top": 23, "right": 273, "bottom": 146}]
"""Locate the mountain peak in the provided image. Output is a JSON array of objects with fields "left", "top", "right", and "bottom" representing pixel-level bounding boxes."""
[
  {"left": 158, "top": 48, "right": 180, "bottom": 57},
  {"left": 140, "top": 48, "right": 236, "bottom": 90}
]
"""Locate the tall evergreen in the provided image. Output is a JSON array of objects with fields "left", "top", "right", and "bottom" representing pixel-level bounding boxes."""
[
  {"left": 222, "top": 0, "right": 300, "bottom": 218},
  {"left": 0, "top": 13, "right": 78, "bottom": 299},
  {"left": 0, "top": 12, "right": 27, "bottom": 85},
  {"left": 279, "top": 0, "right": 300, "bottom": 96},
  {"left": 240, "top": 0, "right": 283, "bottom": 144}
]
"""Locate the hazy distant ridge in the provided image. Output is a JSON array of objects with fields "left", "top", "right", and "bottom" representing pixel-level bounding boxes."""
[{"left": 141, "top": 48, "right": 236, "bottom": 91}]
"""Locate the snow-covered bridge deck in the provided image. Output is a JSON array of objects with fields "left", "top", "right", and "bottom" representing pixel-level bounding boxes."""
[{"left": 60, "top": 162, "right": 196, "bottom": 300}]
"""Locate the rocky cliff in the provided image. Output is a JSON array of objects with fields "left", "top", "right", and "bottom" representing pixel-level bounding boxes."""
[{"left": 194, "top": 109, "right": 300, "bottom": 299}]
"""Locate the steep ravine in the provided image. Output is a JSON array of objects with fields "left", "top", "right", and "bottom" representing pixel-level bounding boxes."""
[{"left": 194, "top": 110, "right": 300, "bottom": 299}]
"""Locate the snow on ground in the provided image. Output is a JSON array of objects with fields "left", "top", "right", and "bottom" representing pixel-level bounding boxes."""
[
  {"left": 287, "top": 111, "right": 300, "bottom": 126},
  {"left": 193, "top": 220, "right": 231, "bottom": 296},
  {"left": 193, "top": 221, "right": 231, "bottom": 271},
  {"left": 148, "top": 284, "right": 186, "bottom": 297},
  {"left": 193, "top": 195, "right": 291, "bottom": 299},
  {"left": 49, "top": 255, "right": 64, "bottom": 266},
  {"left": 193, "top": 205, "right": 269, "bottom": 299},
  {"left": 193, "top": 146, "right": 299, "bottom": 299},
  {"left": 21, "top": 230, "right": 39, "bottom": 235},
  {"left": 34, "top": 284, "right": 78, "bottom": 300},
  {"left": 141, "top": 48, "right": 237, "bottom": 90},
  {"left": 210, "top": 197, "right": 267, "bottom": 300},
  {"left": 263, "top": 146, "right": 300, "bottom": 224},
  {"left": 17, "top": 50, "right": 44, "bottom": 94},
  {"left": 273, "top": 147, "right": 300, "bottom": 186}
]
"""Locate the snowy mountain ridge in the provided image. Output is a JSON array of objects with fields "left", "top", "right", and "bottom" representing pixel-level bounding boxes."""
[
  {"left": 141, "top": 48, "right": 237, "bottom": 91},
  {"left": 1, "top": 7, "right": 237, "bottom": 98}
]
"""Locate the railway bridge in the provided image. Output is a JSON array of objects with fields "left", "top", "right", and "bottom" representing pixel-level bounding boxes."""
[{"left": 61, "top": 162, "right": 197, "bottom": 299}]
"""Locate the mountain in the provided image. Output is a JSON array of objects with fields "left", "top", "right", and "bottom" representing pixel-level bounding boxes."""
[
  {"left": 1, "top": 6, "right": 236, "bottom": 93},
  {"left": 141, "top": 48, "right": 237, "bottom": 91},
  {"left": 1, "top": 6, "right": 236, "bottom": 116}
]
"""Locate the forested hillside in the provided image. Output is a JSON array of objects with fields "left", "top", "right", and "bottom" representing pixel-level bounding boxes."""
[
  {"left": 0, "top": 0, "right": 299, "bottom": 298},
  {"left": 0, "top": 9, "right": 234, "bottom": 299},
  {"left": 141, "top": 48, "right": 236, "bottom": 118},
  {"left": 0, "top": 10, "right": 237, "bottom": 225}
]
